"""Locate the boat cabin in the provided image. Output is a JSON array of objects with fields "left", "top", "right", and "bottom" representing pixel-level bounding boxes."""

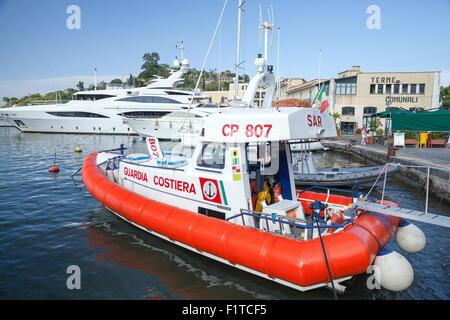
[{"left": 107, "top": 107, "right": 336, "bottom": 235}]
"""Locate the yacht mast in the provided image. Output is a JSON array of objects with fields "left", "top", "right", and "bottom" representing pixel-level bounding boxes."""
[{"left": 234, "top": 0, "right": 242, "bottom": 100}]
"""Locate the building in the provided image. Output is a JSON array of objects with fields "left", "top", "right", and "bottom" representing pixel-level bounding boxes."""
[
  {"left": 204, "top": 83, "right": 266, "bottom": 107},
  {"left": 277, "top": 78, "right": 306, "bottom": 100},
  {"left": 281, "top": 66, "right": 441, "bottom": 135}
]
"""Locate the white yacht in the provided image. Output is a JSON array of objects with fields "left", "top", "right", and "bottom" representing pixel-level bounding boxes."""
[
  {"left": 122, "top": 105, "right": 225, "bottom": 141},
  {"left": 0, "top": 58, "right": 210, "bottom": 135}
]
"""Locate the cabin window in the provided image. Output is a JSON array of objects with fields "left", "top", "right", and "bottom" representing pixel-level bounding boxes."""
[
  {"left": 14, "top": 120, "right": 27, "bottom": 128},
  {"left": 117, "top": 111, "right": 171, "bottom": 118},
  {"left": 76, "top": 94, "right": 115, "bottom": 101},
  {"left": 197, "top": 143, "right": 225, "bottom": 169},
  {"left": 117, "top": 96, "right": 181, "bottom": 104},
  {"left": 46, "top": 112, "right": 109, "bottom": 118},
  {"left": 198, "top": 207, "right": 225, "bottom": 220}
]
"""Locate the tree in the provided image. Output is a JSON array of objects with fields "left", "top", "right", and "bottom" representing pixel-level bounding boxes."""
[
  {"left": 76, "top": 81, "right": 85, "bottom": 91},
  {"left": 139, "top": 52, "right": 161, "bottom": 79},
  {"left": 110, "top": 78, "right": 123, "bottom": 84},
  {"left": 368, "top": 118, "right": 381, "bottom": 136},
  {"left": 440, "top": 85, "right": 450, "bottom": 110},
  {"left": 2, "top": 97, "right": 10, "bottom": 107}
]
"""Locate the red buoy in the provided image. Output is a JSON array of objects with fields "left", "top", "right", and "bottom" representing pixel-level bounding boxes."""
[{"left": 49, "top": 166, "right": 60, "bottom": 173}]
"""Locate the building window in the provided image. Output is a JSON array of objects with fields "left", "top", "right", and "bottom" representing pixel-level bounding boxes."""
[
  {"left": 419, "top": 84, "right": 425, "bottom": 94},
  {"left": 393, "top": 84, "right": 400, "bottom": 94},
  {"left": 362, "top": 116, "right": 371, "bottom": 128},
  {"left": 363, "top": 107, "right": 377, "bottom": 115},
  {"left": 385, "top": 84, "right": 392, "bottom": 94},
  {"left": 410, "top": 84, "right": 417, "bottom": 94},
  {"left": 337, "top": 82, "right": 356, "bottom": 95},
  {"left": 376, "top": 85, "right": 383, "bottom": 94},
  {"left": 342, "top": 106, "right": 355, "bottom": 116},
  {"left": 401, "top": 84, "right": 408, "bottom": 94},
  {"left": 255, "top": 92, "right": 260, "bottom": 98},
  {"left": 370, "top": 84, "right": 375, "bottom": 94}
]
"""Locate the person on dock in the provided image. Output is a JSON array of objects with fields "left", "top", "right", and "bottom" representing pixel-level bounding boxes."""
[{"left": 361, "top": 125, "right": 368, "bottom": 145}]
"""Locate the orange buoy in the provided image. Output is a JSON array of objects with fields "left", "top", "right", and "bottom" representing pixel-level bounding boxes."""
[
  {"left": 49, "top": 152, "right": 60, "bottom": 173},
  {"left": 48, "top": 166, "right": 60, "bottom": 173}
]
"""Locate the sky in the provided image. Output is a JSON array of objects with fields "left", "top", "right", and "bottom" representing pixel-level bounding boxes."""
[{"left": 0, "top": 0, "right": 449, "bottom": 99}]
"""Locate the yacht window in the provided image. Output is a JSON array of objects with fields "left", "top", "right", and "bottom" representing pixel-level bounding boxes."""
[
  {"left": 76, "top": 94, "right": 115, "bottom": 101},
  {"left": 164, "top": 90, "right": 192, "bottom": 96},
  {"left": 46, "top": 112, "right": 109, "bottom": 118},
  {"left": 118, "top": 111, "right": 171, "bottom": 118},
  {"left": 196, "top": 104, "right": 219, "bottom": 108},
  {"left": 117, "top": 96, "right": 181, "bottom": 104},
  {"left": 197, "top": 143, "right": 225, "bottom": 169}
]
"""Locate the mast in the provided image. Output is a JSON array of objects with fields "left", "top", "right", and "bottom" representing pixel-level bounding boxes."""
[
  {"left": 176, "top": 41, "right": 185, "bottom": 60},
  {"left": 234, "top": 0, "right": 242, "bottom": 101}
]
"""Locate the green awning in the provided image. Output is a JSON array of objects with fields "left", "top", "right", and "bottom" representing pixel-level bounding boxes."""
[
  {"left": 372, "top": 109, "right": 412, "bottom": 118},
  {"left": 391, "top": 110, "right": 450, "bottom": 132}
]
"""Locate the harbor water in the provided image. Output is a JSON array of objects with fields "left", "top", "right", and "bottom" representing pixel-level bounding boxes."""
[{"left": 0, "top": 127, "right": 448, "bottom": 300}]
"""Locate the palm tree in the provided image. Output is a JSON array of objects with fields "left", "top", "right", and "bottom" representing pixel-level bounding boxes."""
[
  {"left": 331, "top": 112, "right": 341, "bottom": 139},
  {"left": 76, "top": 81, "right": 85, "bottom": 91}
]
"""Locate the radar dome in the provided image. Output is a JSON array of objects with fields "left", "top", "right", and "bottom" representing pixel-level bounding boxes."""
[
  {"left": 173, "top": 59, "right": 180, "bottom": 68},
  {"left": 181, "top": 59, "right": 190, "bottom": 67},
  {"left": 254, "top": 56, "right": 266, "bottom": 72}
]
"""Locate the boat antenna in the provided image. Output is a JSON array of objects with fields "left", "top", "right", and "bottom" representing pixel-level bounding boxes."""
[
  {"left": 311, "top": 49, "right": 323, "bottom": 108},
  {"left": 276, "top": 27, "right": 280, "bottom": 110},
  {"left": 234, "top": 0, "right": 244, "bottom": 101},
  {"left": 179, "top": 0, "right": 228, "bottom": 132},
  {"left": 176, "top": 41, "right": 185, "bottom": 60},
  {"left": 53, "top": 67, "right": 57, "bottom": 105}
]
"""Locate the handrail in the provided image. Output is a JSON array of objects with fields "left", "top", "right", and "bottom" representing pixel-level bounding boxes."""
[
  {"left": 227, "top": 209, "right": 357, "bottom": 231},
  {"left": 296, "top": 185, "right": 378, "bottom": 202}
]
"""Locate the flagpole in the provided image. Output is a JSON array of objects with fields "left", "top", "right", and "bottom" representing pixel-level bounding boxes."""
[{"left": 318, "top": 49, "right": 322, "bottom": 108}]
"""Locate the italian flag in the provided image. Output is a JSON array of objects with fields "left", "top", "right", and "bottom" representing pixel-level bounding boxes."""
[{"left": 317, "top": 85, "right": 329, "bottom": 113}]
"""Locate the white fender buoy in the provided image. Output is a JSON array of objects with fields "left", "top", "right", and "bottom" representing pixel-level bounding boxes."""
[
  {"left": 374, "top": 247, "right": 414, "bottom": 292},
  {"left": 112, "top": 168, "right": 119, "bottom": 183},
  {"left": 396, "top": 219, "right": 426, "bottom": 253},
  {"left": 106, "top": 166, "right": 115, "bottom": 182}
]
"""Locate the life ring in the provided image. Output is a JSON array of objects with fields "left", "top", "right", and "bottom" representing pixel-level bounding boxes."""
[
  {"left": 273, "top": 184, "right": 282, "bottom": 203},
  {"left": 327, "top": 212, "right": 344, "bottom": 234}
]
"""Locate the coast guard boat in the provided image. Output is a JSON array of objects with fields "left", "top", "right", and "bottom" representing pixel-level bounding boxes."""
[
  {"left": 81, "top": 1, "right": 450, "bottom": 292},
  {"left": 82, "top": 101, "right": 450, "bottom": 294}
]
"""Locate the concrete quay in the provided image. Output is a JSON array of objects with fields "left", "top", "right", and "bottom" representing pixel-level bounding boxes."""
[{"left": 323, "top": 136, "right": 450, "bottom": 203}]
